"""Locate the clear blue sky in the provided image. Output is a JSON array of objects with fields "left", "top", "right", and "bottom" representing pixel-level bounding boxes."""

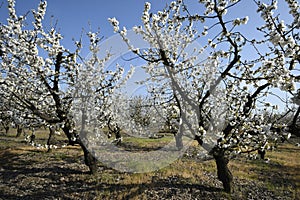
[
  {"left": 0, "top": 0, "right": 291, "bottom": 53},
  {"left": 0, "top": 0, "right": 174, "bottom": 51}
]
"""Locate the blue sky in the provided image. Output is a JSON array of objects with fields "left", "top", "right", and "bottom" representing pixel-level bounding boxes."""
[
  {"left": 0, "top": 0, "right": 173, "bottom": 51},
  {"left": 0, "top": 0, "right": 291, "bottom": 53}
]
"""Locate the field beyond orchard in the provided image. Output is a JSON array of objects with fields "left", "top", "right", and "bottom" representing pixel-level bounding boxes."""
[{"left": 0, "top": 129, "right": 299, "bottom": 200}]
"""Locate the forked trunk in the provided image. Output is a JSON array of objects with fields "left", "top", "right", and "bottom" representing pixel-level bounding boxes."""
[
  {"left": 212, "top": 147, "right": 233, "bottom": 193},
  {"left": 5, "top": 126, "right": 9, "bottom": 135}
]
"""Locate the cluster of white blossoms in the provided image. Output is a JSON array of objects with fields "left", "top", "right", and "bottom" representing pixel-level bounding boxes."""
[
  {"left": 199, "top": 0, "right": 216, "bottom": 16},
  {"left": 256, "top": 0, "right": 299, "bottom": 92},
  {"left": 32, "top": 1, "right": 47, "bottom": 30},
  {"left": 286, "top": 0, "right": 300, "bottom": 19},
  {"left": 232, "top": 17, "right": 249, "bottom": 26},
  {"left": 108, "top": 17, "right": 119, "bottom": 33}
]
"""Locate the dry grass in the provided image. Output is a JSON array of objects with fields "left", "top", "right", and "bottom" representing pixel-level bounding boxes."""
[
  {"left": 0, "top": 129, "right": 299, "bottom": 199},
  {"left": 229, "top": 142, "right": 300, "bottom": 198}
]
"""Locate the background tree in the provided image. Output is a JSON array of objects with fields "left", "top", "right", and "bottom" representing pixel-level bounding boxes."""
[
  {"left": 128, "top": 96, "right": 152, "bottom": 136},
  {"left": 161, "top": 101, "right": 184, "bottom": 149}
]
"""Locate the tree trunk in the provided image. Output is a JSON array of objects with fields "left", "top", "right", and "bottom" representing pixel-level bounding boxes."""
[
  {"left": 62, "top": 120, "right": 77, "bottom": 146},
  {"left": 175, "top": 132, "right": 183, "bottom": 150},
  {"left": 80, "top": 142, "right": 97, "bottom": 174},
  {"left": 212, "top": 148, "right": 233, "bottom": 193},
  {"left": 4, "top": 126, "right": 9, "bottom": 135},
  {"left": 172, "top": 120, "right": 183, "bottom": 150},
  {"left": 62, "top": 119, "right": 98, "bottom": 174},
  {"left": 108, "top": 120, "right": 122, "bottom": 146},
  {"left": 16, "top": 125, "right": 23, "bottom": 137},
  {"left": 47, "top": 125, "right": 56, "bottom": 152},
  {"left": 114, "top": 128, "right": 122, "bottom": 146},
  {"left": 258, "top": 149, "right": 266, "bottom": 160}
]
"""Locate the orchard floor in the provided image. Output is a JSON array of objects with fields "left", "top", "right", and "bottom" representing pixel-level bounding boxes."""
[{"left": 0, "top": 130, "right": 299, "bottom": 200}]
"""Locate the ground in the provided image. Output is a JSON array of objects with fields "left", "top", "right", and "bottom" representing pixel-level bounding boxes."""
[{"left": 0, "top": 129, "right": 299, "bottom": 200}]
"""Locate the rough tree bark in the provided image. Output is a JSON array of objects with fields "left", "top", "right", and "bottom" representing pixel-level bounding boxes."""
[
  {"left": 175, "top": 132, "right": 183, "bottom": 150},
  {"left": 80, "top": 142, "right": 98, "bottom": 174},
  {"left": 62, "top": 119, "right": 78, "bottom": 146},
  {"left": 62, "top": 118, "right": 98, "bottom": 174},
  {"left": 16, "top": 124, "right": 23, "bottom": 137},
  {"left": 212, "top": 147, "right": 233, "bottom": 193},
  {"left": 108, "top": 118, "right": 122, "bottom": 146},
  {"left": 168, "top": 125, "right": 183, "bottom": 150}
]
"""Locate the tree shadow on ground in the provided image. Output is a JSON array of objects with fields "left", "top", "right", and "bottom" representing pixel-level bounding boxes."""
[
  {"left": 118, "top": 142, "right": 166, "bottom": 152},
  {"left": 0, "top": 148, "right": 223, "bottom": 199},
  {"left": 2, "top": 136, "right": 298, "bottom": 199},
  {"left": 120, "top": 180, "right": 223, "bottom": 199},
  {"left": 250, "top": 160, "right": 299, "bottom": 189}
]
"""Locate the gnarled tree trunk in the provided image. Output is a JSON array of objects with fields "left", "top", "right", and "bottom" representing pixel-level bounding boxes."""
[
  {"left": 108, "top": 118, "right": 122, "bottom": 146},
  {"left": 80, "top": 142, "right": 97, "bottom": 174},
  {"left": 62, "top": 120, "right": 78, "bottom": 146},
  {"left": 62, "top": 119, "right": 98, "bottom": 174},
  {"left": 212, "top": 147, "right": 233, "bottom": 193}
]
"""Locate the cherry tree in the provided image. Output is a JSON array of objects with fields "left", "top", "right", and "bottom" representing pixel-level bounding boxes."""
[
  {"left": 126, "top": 96, "right": 165, "bottom": 138},
  {"left": 0, "top": 0, "right": 131, "bottom": 174},
  {"left": 160, "top": 101, "right": 184, "bottom": 148},
  {"left": 110, "top": 0, "right": 299, "bottom": 192}
]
